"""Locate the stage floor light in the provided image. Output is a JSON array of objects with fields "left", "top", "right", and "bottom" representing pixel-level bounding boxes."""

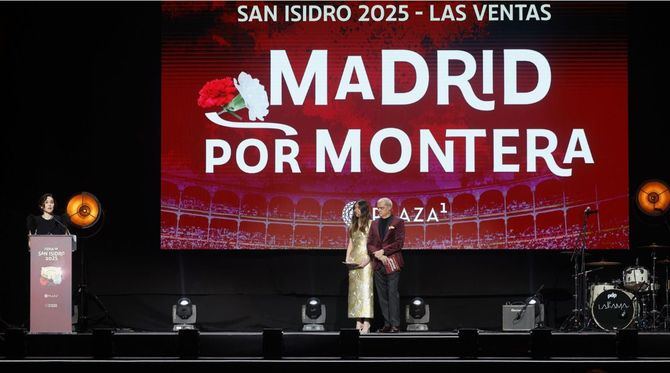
[
  {"left": 406, "top": 297, "right": 430, "bottom": 331},
  {"left": 173, "top": 297, "right": 197, "bottom": 331},
  {"left": 302, "top": 297, "right": 326, "bottom": 331}
]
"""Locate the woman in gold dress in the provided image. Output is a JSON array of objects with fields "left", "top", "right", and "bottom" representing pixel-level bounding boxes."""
[{"left": 345, "top": 200, "right": 373, "bottom": 333}]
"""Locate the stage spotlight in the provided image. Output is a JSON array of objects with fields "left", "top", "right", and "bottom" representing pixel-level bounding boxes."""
[
  {"left": 66, "top": 192, "right": 102, "bottom": 229},
  {"left": 306, "top": 297, "right": 322, "bottom": 318},
  {"left": 405, "top": 297, "right": 430, "bottom": 331},
  {"left": 636, "top": 179, "right": 670, "bottom": 217},
  {"left": 302, "top": 297, "right": 326, "bottom": 331},
  {"left": 66, "top": 191, "right": 114, "bottom": 331},
  {"left": 173, "top": 297, "right": 197, "bottom": 331},
  {"left": 410, "top": 297, "right": 426, "bottom": 318}
]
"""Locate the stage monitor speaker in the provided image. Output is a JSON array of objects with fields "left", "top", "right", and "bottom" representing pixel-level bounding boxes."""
[{"left": 502, "top": 304, "right": 545, "bottom": 331}]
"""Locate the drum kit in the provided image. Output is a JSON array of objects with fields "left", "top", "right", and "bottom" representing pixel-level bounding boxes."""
[{"left": 563, "top": 243, "right": 670, "bottom": 332}]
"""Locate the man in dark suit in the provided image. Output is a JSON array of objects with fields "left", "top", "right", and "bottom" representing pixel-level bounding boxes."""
[{"left": 367, "top": 197, "right": 405, "bottom": 333}]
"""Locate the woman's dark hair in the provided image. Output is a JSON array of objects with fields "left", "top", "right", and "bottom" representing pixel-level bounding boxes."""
[
  {"left": 38, "top": 193, "right": 55, "bottom": 209},
  {"left": 349, "top": 200, "right": 371, "bottom": 236}
]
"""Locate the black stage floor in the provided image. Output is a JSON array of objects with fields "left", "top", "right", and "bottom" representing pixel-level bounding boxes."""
[{"left": 2, "top": 330, "right": 670, "bottom": 369}]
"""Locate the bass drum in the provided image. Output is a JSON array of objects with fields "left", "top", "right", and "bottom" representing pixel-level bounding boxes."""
[{"left": 591, "top": 289, "right": 638, "bottom": 331}]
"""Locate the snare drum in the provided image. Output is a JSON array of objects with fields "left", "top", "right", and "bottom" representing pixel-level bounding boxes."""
[
  {"left": 592, "top": 289, "right": 638, "bottom": 331},
  {"left": 623, "top": 266, "right": 650, "bottom": 292}
]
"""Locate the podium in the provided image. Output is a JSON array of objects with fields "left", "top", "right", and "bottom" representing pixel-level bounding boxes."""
[{"left": 28, "top": 234, "right": 76, "bottom": 333}]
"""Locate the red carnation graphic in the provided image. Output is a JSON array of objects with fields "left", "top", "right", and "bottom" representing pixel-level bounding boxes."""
[
  {"left": 197, "top": 72, "right": 270, "bottom": 121},
  {"left": 197, "top": 77, "right": 238, "bottom": 109}
]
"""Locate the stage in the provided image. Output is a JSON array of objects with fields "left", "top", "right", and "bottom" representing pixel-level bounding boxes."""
[
  {"left": 3, "top": 330, "right": 670, "bottom": 366},
  {"left": 3, "top": 2, "right": 670, "bottom": 370}
]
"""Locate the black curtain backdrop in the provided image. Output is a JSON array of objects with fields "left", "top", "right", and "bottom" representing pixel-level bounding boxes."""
[{"left": 1, "top": 3, "right": 668, "bottom": 332}]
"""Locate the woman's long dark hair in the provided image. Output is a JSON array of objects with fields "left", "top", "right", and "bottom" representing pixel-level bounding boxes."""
[{"left": 349, "top": 200, "right": 371, "bottom": 236}]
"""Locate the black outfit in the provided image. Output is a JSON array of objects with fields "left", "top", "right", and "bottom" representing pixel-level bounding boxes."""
[
  {"left": 376, "top": 217, "right": 397, "bottom": 327},
  {"left": 26, "top": 214, "right": 70, "bottom": 235},
  {"left": 375, "top": 268, "right": 401, "bottom": 328},
  {"left": 378, "top": 216, "right": 391, "bottom": 241}
]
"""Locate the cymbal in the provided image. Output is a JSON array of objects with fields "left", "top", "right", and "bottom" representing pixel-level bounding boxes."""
[
  {"left": 637, "top": 243, "right": 670, "bottom": 250},
  {"left": 657, "top": 258, "right": 670, "bottom": 265},
  {"left": 560, "top": 251, "right": 592, "bottom": 256},
  {"left": 586, "top": 260, "right": 622, "bottom": 267}
]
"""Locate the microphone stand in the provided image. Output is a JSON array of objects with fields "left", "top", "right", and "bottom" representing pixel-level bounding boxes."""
[
  {"left": 53, "top": 216, "right": 71, "bottom": 235},
  {"left": 562, "top": 209, "right": 592, "bottom": 331},
  {"left": 515, "top": 284, "right": 545, "bottom": 326},
  {"left": 43, "top": 211, "right": 71, "bottom": 235}
]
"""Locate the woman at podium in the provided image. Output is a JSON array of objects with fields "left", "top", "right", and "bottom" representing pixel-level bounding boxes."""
[{"left": 26, "top": 193, "right": 70, "bottom": 235}]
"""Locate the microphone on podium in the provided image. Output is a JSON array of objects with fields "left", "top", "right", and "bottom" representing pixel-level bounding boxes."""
[{"left": 47, "top": 212, "right": 70, "bottom": 234}]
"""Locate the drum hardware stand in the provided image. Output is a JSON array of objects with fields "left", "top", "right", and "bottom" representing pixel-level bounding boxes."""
[
  {"left": 664, "top": 259, "right": 670, "bottom": 331},
  {"left": 637, "top": 292, "right": 650, "bottom": 330},
  {"left": 648, "top": 250, "right": 661, "bottom": 330},
  {"left": 634, "top": 251, "right": 663, "bottom": 331},
  {"left": 664, "top": 273, "right": 670, "bottom": 331},
  {"left": 561, "top": 208, "right": 593, "bottom": 331},
  {"left": 582, "top": 267, "right": 604, "bottom": 330},
  {"left": 628, "top": 248, "right": 670, "bottom": 332}
]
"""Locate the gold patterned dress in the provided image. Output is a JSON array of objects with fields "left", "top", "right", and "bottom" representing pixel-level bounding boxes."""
[{"left": 348, "top": 223, "right": 374, "bottom": 319}]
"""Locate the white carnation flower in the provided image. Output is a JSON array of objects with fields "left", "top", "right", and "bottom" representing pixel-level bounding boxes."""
[{"left": 234, "top": 72, "right": 269, "bottom": 121}]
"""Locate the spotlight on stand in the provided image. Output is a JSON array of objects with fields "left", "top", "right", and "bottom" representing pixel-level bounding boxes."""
[
  {"left": 173, "top": 297, "right": 197, "bottom": 331},
  {"left": 66, "top": 192, "right": 102, "bottom": 229},
  {"left": 405, "top": 297, "right": 430, "bottom": 331},
  {"left": 636, "top": 179, "right": 670, "bottom": 217},
  {"left": 66, "top": 192, "right": 116, "bottom": 332},
  {"left": 302, "top": 297, "right": 326, "bottom": 331}
]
